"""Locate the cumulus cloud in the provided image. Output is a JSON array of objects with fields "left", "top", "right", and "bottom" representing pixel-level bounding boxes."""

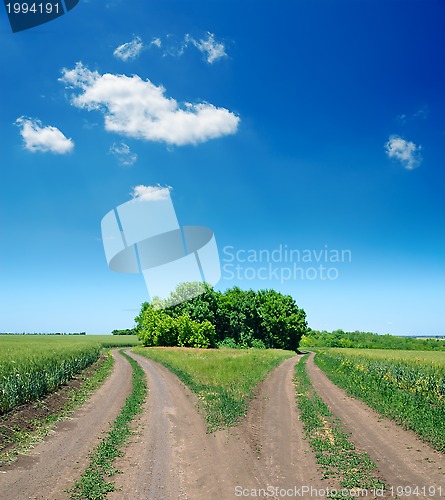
[
  {"left": 131, "top": 184, "right": 171, "bottom": 201},
  {"left": 185, "top": 32, "right": 227, "bottom": 63},
  {"left": 59, "top": 62, "right": 239, "bottom": 146},
  {"left": 151, "top": 37, "right": 162, "bottom": 48},
  {"left": 385, "top": 135, "right": 422, "bottom": 170},
  {"left": 110, "top": 142, "right": 137, "bottom": 166},
  {"left": 113, "top": 36, "right": 144, "bottom": 61},
  {"left": 15, "top": 117, "right": 74, "bottom": 154}
]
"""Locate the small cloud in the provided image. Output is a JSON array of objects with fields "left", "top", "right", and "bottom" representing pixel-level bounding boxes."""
[
  {"left": 113, "top": 36, "right": 144, "bottom": 62},
  {"left": 150, "top": 37, "right": 162, "bottom": 48},
  {"left": 15, "top": 116, "right": 74, "bottom": 154},
  {"left": 110, "top": 142, "right": 137, "bottom": 166},
  {"left": 413, "top": 105, "right": 429, "bottom": 120},
  {"left": 396, "top": 105, "right": 429, "bottom": 124},
  {"left": 130, "top": 184, "right": 172, "bottom": 201},
  {"left": 185, "top": 32, "right": 227, "bottom": 63},
  {"left": 60, "top": 62, "right": 240, "bottom": 146},
  {"left": 160, "top": 34, "right": 187, "bottom": 58},
  {"left": 385, "top": 135, "right": 422, "bottom": 170}
]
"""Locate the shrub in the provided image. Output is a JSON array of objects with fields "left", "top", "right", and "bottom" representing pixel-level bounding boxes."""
[
  {"left": 136, "top": 305, "right": 215, "bottom": 348},
  {"left": 250, "top": 339, "right": 266, "bottom": 349},
  {"left": 217, "top": 337, "right": 238, "bottom": 349}
]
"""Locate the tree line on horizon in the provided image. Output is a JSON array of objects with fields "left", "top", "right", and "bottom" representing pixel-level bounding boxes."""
[{"left": 301, "top": 329, "right": 445, "bottom": 351}]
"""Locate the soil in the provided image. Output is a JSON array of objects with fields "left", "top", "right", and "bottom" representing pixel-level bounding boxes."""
[
  {"left": 306, "top": 353, "right": 445, "bottom": 498},
  {"left": 3, "top": 349, "right": 444, "bottom": 500},
  {"left": 0, "top": 350, "right": 133, "bottom": 500},
  {"left": 109, "top": 352, "right": 327, "bottom": 500},
  {"left": 0, "top": 355, "right": 108, "bottom": 455}
]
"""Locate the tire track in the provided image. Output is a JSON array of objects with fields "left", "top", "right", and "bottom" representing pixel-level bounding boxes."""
[
  {"left": 239, "top": 356, "right": 325, "bottom": 491},
  {"left": 111, "top": 352, "right": 324, "bottom": 500},
  {"left": 306, "top": 352, "right": 445, "bottom": 497},
  {"left": 0, "top": 350, "right": 133, "bottom": 500}
]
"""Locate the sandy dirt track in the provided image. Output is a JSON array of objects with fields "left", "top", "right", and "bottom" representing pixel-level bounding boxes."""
[
  {"left": 306, "top": 353, "right": 445, "bottom": 497},
  {"left": 0, "top": 350, "right": 133, "bottom": 500},
  {"left": 4, "top": 349, "right": 443, "bottom": 500},
  {"left": 110, "top": 352, "right": 325, "bottom": 500}
]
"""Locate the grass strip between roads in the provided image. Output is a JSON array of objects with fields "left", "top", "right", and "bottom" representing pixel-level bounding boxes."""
[
  {"left": 294, "top": 354, "right": 386, "bottom": 498},
  {"left": 0, "top": 352, "right": 114, "bottom": 465},
  {"left": 69, "top": 350, "right": 147, "bottom": 500},
  {"left": 134, "top": 346, "right": 293, "bottom": 432}
]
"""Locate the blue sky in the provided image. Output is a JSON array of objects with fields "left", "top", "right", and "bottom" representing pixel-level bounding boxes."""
[{"left": 0, "top": 0, "right": 444, "bottom": 335}]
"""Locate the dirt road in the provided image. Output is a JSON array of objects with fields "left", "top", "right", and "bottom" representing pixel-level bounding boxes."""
[
  {"left": 4, "top": 349, "right": 444, "bottom": 499},
  {"left": 110, "top": 352, "right": 325, "bottom": 500},
  {"left": 0, "top": 351, "right": 133, "bottom": 500},
  {"left": 306, "top": 353, "right": 445, "bottom": 496}
]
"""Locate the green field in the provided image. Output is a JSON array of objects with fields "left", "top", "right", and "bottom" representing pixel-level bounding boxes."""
[
  {"left": 0, "top": 335, "right": 140, "bottom": 414},
  {"left": 325, "top": 348, "right": 445, "bottom": 366},
  {"left": 134, "top": 346, "right": 294, "bottom": 431},
  {"left": 315, "top": 348, "right": 445, "bottom": 451}
]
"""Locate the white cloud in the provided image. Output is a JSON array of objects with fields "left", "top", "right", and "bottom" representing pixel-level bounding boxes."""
[
  {"left": 131, "top": 184, "right": 171, "bottom": 201},
  {"left": 110, "top": 142, "right": 137, "bottom": 166},
  {"left": 385, "top": 135, "right": 422, "bottom": 170},
  {"left": 185, "top": 32, "right": 227, "bottom": 63},
  {"left": 413, "top": 105, "right": 429, "bottom": 120},
  {"left": 151, "top": 37, "right": 162, "bottom": 48},
  {"left": 113, "top": 36, "right": 144, "bottom": 62},
  {"left": 15, "top": 117, "right": 74, "bottom": 154},
  {"left": 59, "top": 62, "right": 239, "bottom": 146},
  {"left": 396, "top": 105, "right": 429, "bottom": 124}
]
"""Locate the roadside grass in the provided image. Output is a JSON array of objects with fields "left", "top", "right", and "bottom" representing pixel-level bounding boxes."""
[
  {"left": 133, "top": 346, "right": 294, "bottom": 432},
  {"left": 0, "top": 352, "right": 114, "bottom": 465},
  {"left": 294, "top": 355, "right": 386, "bottom": 498},
  {"left": 69, "top": 350, "right": 146, "bottom": 500},
  {"left": 315, "top": 348, "right": 445, "bottom": 452}
]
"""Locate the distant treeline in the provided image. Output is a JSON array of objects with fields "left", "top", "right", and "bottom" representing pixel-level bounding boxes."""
[
  {"left": 301, "top": 329, "right": 445, "bottom": 351},
  {"left": 0, "top": 332, "right": 86, "bottom": 335}
]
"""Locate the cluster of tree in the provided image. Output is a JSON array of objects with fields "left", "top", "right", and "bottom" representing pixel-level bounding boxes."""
[
  {"left": 111, "top": 328, "right": 137, "bottom": 336},
  {"left": 134, "top": 283, "right": 307, "bottom": 351},
  {"left": 301, "top": 329, "right": 445, "bottom": 351}
]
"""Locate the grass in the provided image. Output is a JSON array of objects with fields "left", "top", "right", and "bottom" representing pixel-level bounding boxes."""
[
  {"left": 294, "top": 355, "right": 386, "bottom": 498},
  {"left": 321, "top": 348, "right": 445, "bottom": 366},
  {"left": 314, "top": 348, "right": 445, "bottom": 452},
  {"left": 0, "top": 335, "right": 140, "bottom": 414},
  {"left": 69, "top": 350, "right": 147, "bottom": 500},
  {"left": 133, "top": 346, "right": 294, "bottom": 432},
  {"left": 0, "top": 351, "right": 115, "bottom": 464},
  {"left": 87, "top": 336, "right": 141, "bottom": 348}
]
